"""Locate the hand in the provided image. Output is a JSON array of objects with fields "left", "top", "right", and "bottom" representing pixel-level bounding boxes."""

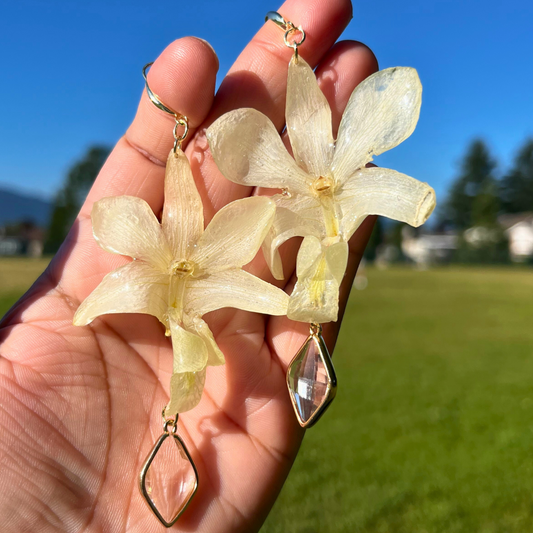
[{"left": 0, "top": 0, "right": 377, "bottom": 531}]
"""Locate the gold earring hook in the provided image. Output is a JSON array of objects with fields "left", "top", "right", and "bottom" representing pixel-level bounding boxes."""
[
  {"left": 265, "top": 11, "right": 306, "bottom": 61},
  {"left": 142, "top": 62, "right": 189, "bottom": 154}
]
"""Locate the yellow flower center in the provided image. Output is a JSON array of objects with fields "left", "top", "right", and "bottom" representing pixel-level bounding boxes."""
[
  {"left": 170, "top": 260, "right": 195, "bottom": 278},
  {"left": 312, "top": 176, "right": 334, "bottom": 194}
]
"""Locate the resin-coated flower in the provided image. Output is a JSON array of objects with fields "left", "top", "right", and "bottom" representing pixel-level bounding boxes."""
[
  {"left": 74, "top": 150, "right": 289, "bottom": 415},
  {"left": 207, "top": 57, "right": 436, "bottom": 323}
]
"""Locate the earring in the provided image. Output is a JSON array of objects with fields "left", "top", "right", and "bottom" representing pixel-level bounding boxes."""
[
  {"left": 73, "top": 62, "right": 289, "bottom": 527},
  {"left": 207, "top": 12, "right": 436, "bottom": 428}
]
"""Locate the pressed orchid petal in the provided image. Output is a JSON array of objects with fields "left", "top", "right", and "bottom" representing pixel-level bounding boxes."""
[
  {"left": 333, "top": 67, "right": 422, "bottom": 183},
  {"left": 206, "top": 108, "right": 311, "bottom": 195},
  {"left": 273, "top": 191, "right": 323, "bottom": 221},
  {"left": 263, "top": 207, "right": 319, "bottom": 280},
  {"left": 296, "top": 235, "right": 322, "bottom": 278},
  {"left": 288, "top": 238, "right": 341, "bottom": 323},
  {"left": 286, "top": 56, "right": 334, "bottom": 177},
  {"left": 162, "top": 149, "right": 204, "bottom": 259},
  {"left": 92, "top": 196, "right": 172, "bottom": 272},
  {"left": 169, "top": 314, "right": 209, "bottom": 373},
  {"left": 337, "top": 167, "right": 436, "bottom": 240},
  {"left": 190, "top": 197, "right": 275, "bottom": 272},
  {"left": 186, "top": 269, "right": 289, "bottom": 316},
  {"left": 325, "top": 240, "right": 349, "bottom": 285},
  {"left": 188, "top": 316, "right": 225, "bottom": 366},
  {"left": 166, "top": 369, "right": 206, "bottom": 415},
  {"left": 73, "top": 262, "right": 169, "bottom": 326},
  {"left": 263, "top": 193, "right": 323, "bottom": 279}
]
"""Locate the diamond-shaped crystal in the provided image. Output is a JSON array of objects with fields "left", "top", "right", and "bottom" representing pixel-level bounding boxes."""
[
  {"left": 287, "top": 334, "right": 336, "bottom": 427},
  {"left": 141, "top": 433, "right": 197, "bottom": 526}
]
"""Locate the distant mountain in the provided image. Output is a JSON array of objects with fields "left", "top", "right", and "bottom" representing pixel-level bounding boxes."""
[{"left": 0, "top": 187, "right": 52, "bottom": 227}]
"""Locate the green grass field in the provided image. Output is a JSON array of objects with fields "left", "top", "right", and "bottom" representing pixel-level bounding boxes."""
[
  {"left": 1, "top": 261, "right": 533, "bottom": 532},
  {"left": 0, "top": 257, "right": 50, "bottom": 318},
  {"left": 262, "top": 267, "right": 533, "bottom": 533}
]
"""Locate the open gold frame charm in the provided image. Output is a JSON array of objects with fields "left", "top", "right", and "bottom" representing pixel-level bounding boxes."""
[
  {"left": 286, "top": 324, "right": 337, "bottom": 428},
  {"left": 139, "top": 411, "right": 199, "bottom": 528}
]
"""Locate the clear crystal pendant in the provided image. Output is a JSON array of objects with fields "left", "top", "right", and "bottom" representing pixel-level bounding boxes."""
[
  {"left": 287, "top": 323, "right": 337, "bottom": 428},
  {"left": 139, "top": 411, "right": 198, "bottom": 527}
]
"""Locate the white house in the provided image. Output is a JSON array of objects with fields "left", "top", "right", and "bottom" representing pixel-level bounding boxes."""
[
  {"left": 401, "top": 226, "right": 457, "bottom": 267},
  {"left": 498, "top": 213, "right": 533, "bottom": 262}
]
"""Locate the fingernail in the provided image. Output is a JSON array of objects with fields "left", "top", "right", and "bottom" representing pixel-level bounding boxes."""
[{"left": 195, "top": 37, "right": 219, "bottom": 72}]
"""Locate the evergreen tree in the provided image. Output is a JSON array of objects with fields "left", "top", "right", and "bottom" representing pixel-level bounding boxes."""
[
  {"left": 500, "top": 139, "right": 533, "bottom": 214},
  {"left": 444, "top": 139, "right": 498, "bottom": 230},
  {"left": 444, "top": 140, "right": 508, "bottom": 263},
  {"left": 45, "top": 146, "right": 110, "bottom": 253}
]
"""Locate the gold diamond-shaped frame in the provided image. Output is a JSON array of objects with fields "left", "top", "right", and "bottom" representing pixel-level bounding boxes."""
[
  {"left": 139, "top": 432, "right": 199, "bottom": 528},
  {"left": 287, "top": 331, "right": 337, "bottom": 428}
]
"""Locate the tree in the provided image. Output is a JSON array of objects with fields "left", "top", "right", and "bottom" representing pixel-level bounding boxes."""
[
  {"left": 442, "top": 140, "right": 508, "bottom": 263},
  {"left": 443, "top": 139, "right": 498, "bottom": 230},
  {"left": 45, "top": 146, "right": 110, "bottom": 254},
  {"left": 500, "top": 139, "right": 533, "bottom": 214}
]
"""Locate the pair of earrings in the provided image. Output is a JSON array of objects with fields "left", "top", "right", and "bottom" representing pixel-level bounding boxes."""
[{"left": 74, "top": 11, "right": 435, "bottom": 528}]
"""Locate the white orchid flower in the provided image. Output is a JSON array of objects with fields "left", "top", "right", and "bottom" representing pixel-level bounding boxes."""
[
  {"left": 74, "top": 150, "right": 289, "bottom": 415},
  {"left": 207, "top": 57, "right": 436, "bottom": 323}
]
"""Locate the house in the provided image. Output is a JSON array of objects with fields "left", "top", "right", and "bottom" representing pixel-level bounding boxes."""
[
  {"left": 498, "top": 213, "right": 533, "bottom": 262},
  {"left": 0, "top": 222, "right": 45, "bottom": 258},
  {"left": 401, "top": 226, "right": 458, "bottom": 266}
]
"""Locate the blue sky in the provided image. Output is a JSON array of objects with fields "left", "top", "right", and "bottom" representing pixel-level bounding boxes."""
[{"left": 1, "top": 0, "right": 532, "bottom": 205}]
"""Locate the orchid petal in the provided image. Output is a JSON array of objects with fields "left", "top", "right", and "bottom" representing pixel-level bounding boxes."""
[
  {"left": 186, "top": 269, "right": 289, "bottom": 316},
  {"left": 326, "top": 240, "right": 349, "bottom": 285},
  {"left": 286, "top": 56, "right": 334, "bottom": 178},
  {"left": 287, "top": 237, "right": 348, "bottom": 323},
  {"left": 169, "top": 314, "right": 208, "bottom": 373},
  {"left": 333, "top": 68, "right": 422, "bottom": 182},
  {"left": 263, "top": 207, "right": 318, "bottom": 280},
  {"left": 73, "top": 262, "right": 169, "bottom": 326},
  {"left": 207, "top": 108, "right": 311, "bottom": 195},
  {"left": 189, "top": 317, "right": 225, "bottom": 366},
  {"left": 166, "top": 369, "right": 206, "bottom": 415},
  {"left": 92, "top": 196, "right": 172, "bottom": 272},
  {"left": 263, "top": 193, "right": 323, "bottom": 279},
  {"left": 162, "top": 149, "right": 204, "bottom": 259},
  {"left": 190, "top": 197, "right": 275, "bottom": 272},
  {"left": 338, "top": 167, "right": 436, "bottom": 240},
  {"left": 295, "top": 235, "right": 322, "bottom": 278}
]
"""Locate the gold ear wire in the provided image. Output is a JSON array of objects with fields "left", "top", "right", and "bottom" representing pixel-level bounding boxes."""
[
  {"left": 265, "top": 11, "right": 306, "bottom": 61},
  {"left": 142, "top": 62, "right": 189, "bottom": 154}
]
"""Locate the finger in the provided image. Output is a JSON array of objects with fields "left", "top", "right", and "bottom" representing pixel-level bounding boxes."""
[
  {"left": 196, "top": 0, "right": 354, "bottom": 216},
  {"left": 80, "top": 37, "right": 219, "bottom": 217},
  {"left": 55, "top": 38, "right": 218, "bottom": 299},
  {"left": 315, "top": 41, "right": 379, "bottom": 137}
]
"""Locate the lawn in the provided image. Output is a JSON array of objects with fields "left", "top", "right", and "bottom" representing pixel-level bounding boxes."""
[
  {"left": 1, "top": 262, "right": 533, "bottom": 532},
  {"left": 0, "top": 257, "right": 50, "bottom": 318},
  {"left": 262, "top": 267, "right": 533, "bottom": 533}
]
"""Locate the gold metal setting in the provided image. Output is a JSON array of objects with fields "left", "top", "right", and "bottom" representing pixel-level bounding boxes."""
[
  {"left": 287, "top": 323, "right": 337, "bottom": 428},
  {"left": 143, "top": 62, "right": 190, "bottom": 154},
  {"left": 265, "top": 11, "right": 306, "bottom": 61},
  {"left": 139, "top": 410, "right": 199, "bottom": 528}
]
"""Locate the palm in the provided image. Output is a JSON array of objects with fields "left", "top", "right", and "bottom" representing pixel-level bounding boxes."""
[{"left": 0, "top": 1, "right": 378, "bottom": 531}]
